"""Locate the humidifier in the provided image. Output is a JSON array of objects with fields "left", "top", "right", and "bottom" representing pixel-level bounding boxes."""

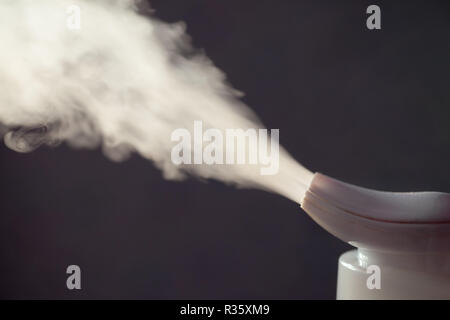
[{"left": 301, "top": 173, "right": 450, "bottom": 299}]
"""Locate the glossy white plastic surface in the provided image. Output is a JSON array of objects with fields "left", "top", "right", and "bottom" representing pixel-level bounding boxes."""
[
  {"left": 337, "top": 249, "right": 450, "bottom": 300},
  {"left": 301, "top": 173, "right": 450, "bottom": 252}
]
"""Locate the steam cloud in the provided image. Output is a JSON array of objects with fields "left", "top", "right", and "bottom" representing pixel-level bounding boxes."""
[{"left": 0, "top": 0, "right": 313, "bottom": 203}]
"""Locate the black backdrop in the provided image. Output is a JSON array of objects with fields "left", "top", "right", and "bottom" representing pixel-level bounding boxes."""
[{"left": 1, "top": 0, "right": 449, "bottom": 299}]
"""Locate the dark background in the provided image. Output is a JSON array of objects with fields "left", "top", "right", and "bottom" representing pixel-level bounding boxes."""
[{"left": 1, "top": 0, "right": 449, "bottom": 299}]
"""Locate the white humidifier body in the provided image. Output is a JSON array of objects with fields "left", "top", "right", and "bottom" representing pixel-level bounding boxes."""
[{"left": 301, "top": 173, "right": 450, "bottom": 300}]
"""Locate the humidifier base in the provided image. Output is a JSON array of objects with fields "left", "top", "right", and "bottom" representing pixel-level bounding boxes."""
[{"left": 336, "top": 249, "right": 450, "bottom": 300}]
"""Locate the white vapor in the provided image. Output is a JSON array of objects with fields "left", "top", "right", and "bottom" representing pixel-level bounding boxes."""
[{"left": 0, "top": 0, "right": 313, "bottom": 203}]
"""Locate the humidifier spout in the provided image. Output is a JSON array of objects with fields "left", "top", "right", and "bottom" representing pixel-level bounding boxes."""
[{"left": 301, "top": 173, "right": 450, "bottom": 253}]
